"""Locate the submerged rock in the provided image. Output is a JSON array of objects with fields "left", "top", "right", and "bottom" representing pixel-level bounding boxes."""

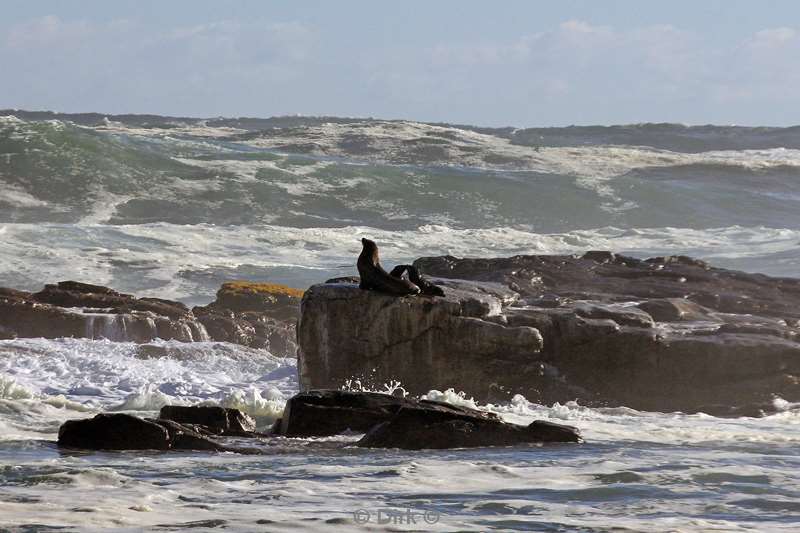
[{"left": 298, "top": 253, "right": 800, "bottom": 414}]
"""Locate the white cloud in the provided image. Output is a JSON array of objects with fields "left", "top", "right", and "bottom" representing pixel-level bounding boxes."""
[{"left": 1, "top": 15, "right": 800, "bottom": 125}]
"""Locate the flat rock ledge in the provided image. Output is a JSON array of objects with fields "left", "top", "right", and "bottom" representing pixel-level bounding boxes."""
[{"left": 298, "top": 252, "right": 800, "bottom": 415}]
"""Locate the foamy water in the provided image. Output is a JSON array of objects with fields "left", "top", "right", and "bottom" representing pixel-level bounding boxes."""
[{"left": 1, "top": 337, "right": 799, "bottom": 531}]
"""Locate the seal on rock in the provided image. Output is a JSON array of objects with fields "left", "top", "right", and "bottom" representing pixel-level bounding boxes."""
[
  {"left": 357, "top": 238, "right": 420, "bottom": 296},
  {"left": 389, "top": 264, "right": 445, "bottom": 297}
]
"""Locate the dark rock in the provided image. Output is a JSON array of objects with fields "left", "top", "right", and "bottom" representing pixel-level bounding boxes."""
[
  {"left": 325, "top": 276, "right": 361, "bottom": 284},
  {"left": 33, "top": 281, "right": 134, "bottom": 309},
  {"left": 150, "top": 419, "right": 228, "bottom": 451},
  {"left": 0, "top": 288, "right": 31, "bottom": 301},
  {"left": 645, "top": 255, "right": 710, "bottom": 269},
  {"left": 0, "top": 324, "right": 16, "bottom": 340},
  {"left": 413, "top": 253, "right": 800, "bottom": 319},
  {"left": 636, "top": 298, "right": 712, "bottom": 322},
  {"left": 277, "top": 390, "right": 580, "bottom": 449},
  {"left": 1, "top": 279, "right": 297, "bottom": 355},
  {"left": 278, "top": 390, "right": 418, "bottom": 437},
  {"left": 297, "top": 284, "right": 543, "bottom": 400},
  {"left": 298, "top": 252, "right": 800, "bottom": 413},
  {"left": 58, "top": 414, "right": 170, "bottom": 450},
  {"left": 57, "top": 413, "right": 261, "bottom": 453},
  {"left": 191, "top": 281, "right": 300, "bottom": 356},
  {"left": 574, "top": 303, "right": 655, "bottom": 328},
  {"left": 130, "top": 298, "right": 190, "bottom": 319},
  {"left": 158, "top": 405, "right": 256, "bottom": 435},
  {"left": 582, "top": 250, "right": 618, "bottom": 264},
  {"left": 356, "top": 401, "right": 581, "bottom": 449}
]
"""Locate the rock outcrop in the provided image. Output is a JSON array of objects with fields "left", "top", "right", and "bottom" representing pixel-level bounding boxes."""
[
  {"left": 297, "top": 280, "right": 544, "bottom": 403},
  {"left": 192, "top": 281, "right": 301, "bottom": 356},
  {"left": 298, "top": 253, "right": 800, "bottom": 414},
  {"left": 0, "top": 280, "right": 300, "bottom": 356},
  {"left": 277, "top": 390, "right": 418, "bottom": 437},
  {"left": 58, "top": 407, "right": 261, "bottom": 452},
  {"left": 275, "top": 390, "right": 581, "bottom": 449}
]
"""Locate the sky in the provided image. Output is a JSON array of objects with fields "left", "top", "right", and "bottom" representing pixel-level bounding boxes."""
[{"left": 2, "top": 0, "right": 800, "bottom": 127}]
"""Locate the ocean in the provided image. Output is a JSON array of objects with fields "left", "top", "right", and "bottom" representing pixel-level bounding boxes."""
[{"left": 1, "top": 112, "right": 799, "bottom": 531}]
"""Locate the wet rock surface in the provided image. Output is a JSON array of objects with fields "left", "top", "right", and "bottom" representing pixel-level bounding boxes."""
[
  {"left": 277, "top": 390, "right": 581, "bottom": 449},
  {"left": 57, "top": 407, "right": 262, "bottom": 452},
  {"left": 357, "top": 401, "right": 581, "bottom": 449},
  {"left": 160, "top": 405, "right": 256, "bottom": 436},
  {"left": 0, "top": 280, "right": 300, "bottom": 356},
  {"left": 277, "top": 390, "right": 418, "bottom": 437},
  {"left": 299, "top": 252, "right": 800, "bottom": 414}
]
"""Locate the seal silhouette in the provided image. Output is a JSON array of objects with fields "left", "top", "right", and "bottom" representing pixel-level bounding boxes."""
[
  {"left": 389, "top": 264, "right": 445, "bottom": 297},
  {"left": 357, "top": 238, "right": 420, "bottom": 296}
]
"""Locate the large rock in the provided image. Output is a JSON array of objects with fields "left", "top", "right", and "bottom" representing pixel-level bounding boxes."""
[
  {"left": 277, "top": 390, "right": 418, "bottom": 437},
  {"left": 58, "top": 414, "right": 171, "bottom": 450},
  {"left": 0, "top": 281, "right": 208, "bottom": 343},
  {"left": 277, "top": 390, "right": 581, "bottom": 449},
  {"left": 297, "top": 282, "right": 544, "bottom": 402},
  {"left": 192, "top": 281, "right": 301, "bottom": 355},
  {"left": 298, "top": 253, "right": 800, "bottom": 414}
]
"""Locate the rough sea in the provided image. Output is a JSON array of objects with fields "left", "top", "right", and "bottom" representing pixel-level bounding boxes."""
[{"left": 1, "top": 113, "right": 799, "bottom": 531}]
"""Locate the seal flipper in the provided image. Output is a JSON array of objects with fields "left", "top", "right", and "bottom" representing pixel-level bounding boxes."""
[
  {"left": 406, "top": 265, "right": 445, "bottom": 297},
  {"left": 389, "top": 265, "right": 410, "bottom": 279}
]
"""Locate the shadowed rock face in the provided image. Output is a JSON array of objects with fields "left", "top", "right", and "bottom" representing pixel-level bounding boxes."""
[
  {"left": 298, "top": 252, "right": 800, "bottom": 415},
  {"left": 297, "top": 282, "right": 544, "bottom": 404}
]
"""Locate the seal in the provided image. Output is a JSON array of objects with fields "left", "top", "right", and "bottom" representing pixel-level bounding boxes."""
[
  {"left": 389, "top": 264, "right": 445, "bottom": 297},
  {"left": 357, "top": 238, "right": 420, "bottom": 296}
]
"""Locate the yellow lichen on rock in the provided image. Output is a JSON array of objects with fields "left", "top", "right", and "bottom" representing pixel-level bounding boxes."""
[{"left": 220, "top": 281, "right": 304, "bottom": 299}]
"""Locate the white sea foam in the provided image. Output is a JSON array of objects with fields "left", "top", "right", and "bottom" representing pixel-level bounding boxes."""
[
  {"left": 1, "top": 222, "right": 798, "bottom": 302},
  {"left": 0, "top": 338, "right": 297, "bottom": 432},
  {"left": 234, "top": 119, "right": 800, "bottom": 177}
]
